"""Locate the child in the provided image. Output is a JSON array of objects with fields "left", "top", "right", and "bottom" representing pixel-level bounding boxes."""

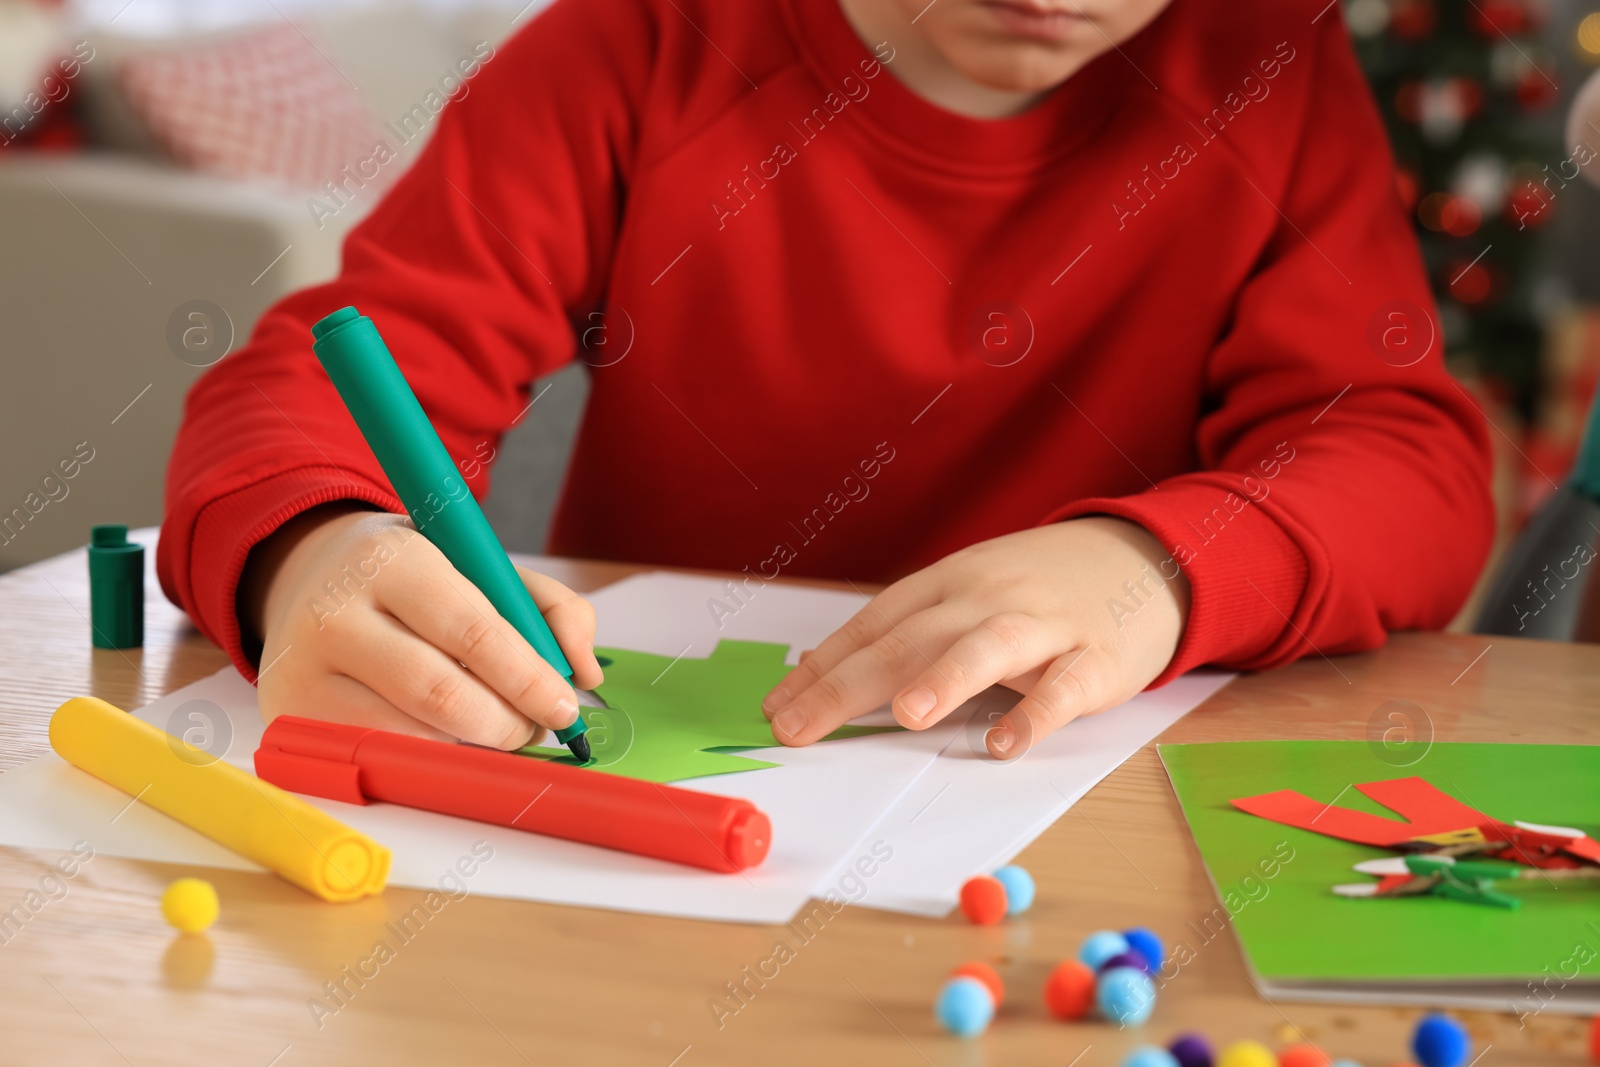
[{"left": 159, "top": 0, "right": 1492, "bottom": 759}]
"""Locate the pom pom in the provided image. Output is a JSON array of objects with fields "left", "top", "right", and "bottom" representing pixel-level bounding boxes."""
[
  {"left": 959, "top": 875, "right": 1008, "bottom": 925},
  {"left": 1122, "top": 926, "right": 1165, "bottom": 971},
  {"left": 1216, "top": 1040, "right": 1277, "bottom": 1067},
  {"left": 1278, "top": 1045, "right": 1331, "bottom": 1067},
  {"left": 161, "top": 878, "right": 219, "bottom": 934},
  {"left": 1169, "top": 1033, "right": 1214, "bottom": 1067},
  {"left": 1043, "top": 959, "right": 1096, "bottom": 1020},
  {"left": 935, "top": 976, "right": 994, "bottom": 1037},
  {"left": 1098, "top": 950, "right": 1152, "bottom": 975},
  {"left": 992, "top": 865, "right": 1035, "bottom": 915},
  {"left": 1412, "top": 1013, "right": 1470, "bottom": 1067},
  {"left": 949, "top": 960, "right": 1004, "bottom": 1006},
  {"left": 1078, "top": 929, "right": 1131, "bottom": 970},
  {"left": 1096, "top": 966, "right": 1156, "bottom": 1027},
  {"left": 1123, "top": 1047, "right": 1181, "bottom": 1067}
]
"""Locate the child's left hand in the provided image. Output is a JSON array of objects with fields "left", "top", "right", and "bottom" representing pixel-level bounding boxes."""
[{"left": 761, "top": 517, "right": 1190, "bottom": 758}]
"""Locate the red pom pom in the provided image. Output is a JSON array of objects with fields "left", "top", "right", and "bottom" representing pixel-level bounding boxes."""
[
  {"left": 950, "top": 960, "right": 1005, "bottom": 1006},
  {"left": 1278, "top": 1044, "right": 1332, "bottom": 1067},
  {"left": 1588, "top": 1014, "right": 1600, "bottom": 1063},
  {"left": 959, "top": 876, "right": 1007, "bottom": 925},
  {"left": 1043, "top": 960, "right": 1096, "bottom": 1020}
]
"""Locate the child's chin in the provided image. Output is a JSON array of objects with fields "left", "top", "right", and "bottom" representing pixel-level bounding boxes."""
[{"left": 955, "top": 46, "right": 1093, "bottom": 96}]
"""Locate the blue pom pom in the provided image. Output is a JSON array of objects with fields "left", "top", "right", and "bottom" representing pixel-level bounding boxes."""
[
  {"left": 992, "top": 865, "right": 1035, "bottom": 915},
  {"left": 1122, "top": 926, "right": 1165, "bottom": 972},
  {"left": 935, "top": 976, "right": 995, "bottom": 1037},
  {"left": 1412, "top": 1013, "right": 1470, "bottom": 1067},
  {"left": 1122, "top": 1047, "right": 1180, "bottom": 1067},
  {"left": 1096, "top": 966, "right": 1156, "bottom": 1027},
  {"left": 1078, "top": 929, "right": 1131, "bottom": 971}
]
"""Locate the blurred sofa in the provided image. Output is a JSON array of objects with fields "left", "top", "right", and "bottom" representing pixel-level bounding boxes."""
[{"left": 0, "top": 0, "right": 581, "bottom": 571}]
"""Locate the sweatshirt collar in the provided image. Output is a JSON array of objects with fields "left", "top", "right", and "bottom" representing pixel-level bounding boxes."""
[{"left": 778, "top": 0, "right": 1134, "bottom": 177}]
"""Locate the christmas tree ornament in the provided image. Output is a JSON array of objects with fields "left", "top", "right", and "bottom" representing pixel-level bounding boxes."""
[
  {"left": 1445, "top": 259, "right": 1494, "bottom": 306},
  {"left": 1568, "top": 69, "right": 1600, "bottom": 190},
  {"left": 1468, "top": 0, "right": 1528, "bottom": 38},
  {"left": 1387, "top": 0, "right": 1435, "bottom": 39},
  {"left": 1452, "top": 154, "right": 1510, "bottom": 215},
  {"left": 1346, "top": 0, "right": 1390, "bottom": 38}
]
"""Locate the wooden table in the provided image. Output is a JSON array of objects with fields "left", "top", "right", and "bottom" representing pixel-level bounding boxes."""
[{"left": 0, "top": 540, "right": 1591, "bottom": 1066}]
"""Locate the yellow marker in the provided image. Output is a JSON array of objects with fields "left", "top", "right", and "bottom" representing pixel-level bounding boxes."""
[{"left": 49, "top": 697, "right": 389, "bottom": 903}]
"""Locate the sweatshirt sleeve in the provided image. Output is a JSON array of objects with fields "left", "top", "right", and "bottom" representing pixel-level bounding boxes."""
[
  {"left": 1048, "top": 12, "right": 1494, "bottom": 684},
  {"left": 157, "top": 0, "right": 655, "bottom": 680}
]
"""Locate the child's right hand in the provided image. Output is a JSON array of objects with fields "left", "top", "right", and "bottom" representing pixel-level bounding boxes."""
[{"left": 241, "top": 504, "right": 603, "bottom": 749}]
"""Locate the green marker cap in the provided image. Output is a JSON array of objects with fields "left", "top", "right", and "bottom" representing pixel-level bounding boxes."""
[{"left": 88, "top": 524, "right": 143, "bottom": 649}]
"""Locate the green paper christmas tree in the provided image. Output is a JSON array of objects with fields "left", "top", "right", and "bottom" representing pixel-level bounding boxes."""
[{"left": 517, "top": 639, "right": 900, "bottom": 783}]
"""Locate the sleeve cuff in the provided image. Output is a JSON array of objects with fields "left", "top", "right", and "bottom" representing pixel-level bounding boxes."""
[
  {"left": 1042, "top": 478, "right": 1313, "bottom": 687},
  {"left": 171, "top": 466, "right": 402, "bottom": 684}
]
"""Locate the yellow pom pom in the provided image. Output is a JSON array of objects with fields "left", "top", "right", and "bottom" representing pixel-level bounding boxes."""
[
  {"left": 161, "top": 878, "right": 219, "bottom": 934},
  {"left": 1217, "top": 1040, "right": 1278, "bottom": 1067}
]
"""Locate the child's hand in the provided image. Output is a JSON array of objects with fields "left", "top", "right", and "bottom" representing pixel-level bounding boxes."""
[
  {"left": 243, "top": 505, "right": 604, "bottom": 749},
  {"left": 761, "top": 518, "right": 1189, "bottom": 758}
]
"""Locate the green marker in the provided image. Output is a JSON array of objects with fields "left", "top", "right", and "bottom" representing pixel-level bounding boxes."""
[{"left": 310, "top": 306, "right": 589, "bottom": 761}]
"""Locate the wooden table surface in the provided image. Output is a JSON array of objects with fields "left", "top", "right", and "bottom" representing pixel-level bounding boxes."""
[{"left": 0, "top": 539, "right": 1592, "bottom": 1067}]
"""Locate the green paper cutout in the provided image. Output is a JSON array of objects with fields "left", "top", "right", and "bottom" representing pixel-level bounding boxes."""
[
  {"left": 1161, "top": 740, "right": 1600, "bottom": 982},
  {"left": 517, "top": 639, "right": 900, "bottom": 783}
]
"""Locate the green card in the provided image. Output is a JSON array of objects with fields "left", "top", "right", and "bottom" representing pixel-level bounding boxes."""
[
  {"left": 1160, "top": 740, "right": 1600, "bottom": 982},
  {"left": 518, "top": 639, "right": 899, "bottom": 783}
]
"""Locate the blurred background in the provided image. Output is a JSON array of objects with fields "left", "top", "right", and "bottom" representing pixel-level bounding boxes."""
[{"left": 2, "top": 0, "right": 1599, "bottom": 625}]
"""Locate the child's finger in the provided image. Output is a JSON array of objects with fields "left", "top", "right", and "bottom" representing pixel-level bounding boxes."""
[
  {"left": 761, "top": 579, "right": 938, "bottom": 717},
  {"left": 986, "top": 645, "right": 1111, "bottom": 758},
  {"left": 768, "top": 609, "right": 954, "bottom": 747},
  {"left": 347, "top": 609, "right": 556, "bottom": 750},
  {"left": 264, "top": 667, "right": 552, "bottom": 750},
  {"left": 264, "top": 672, "right": 453, "bottom": 740},
  {"left": 381, "top": 564, "right": 580, "bottom": 735},
  {"left": 517, "top": 568, "right": 604, "bottom": 690},
  {"left": 890, "top": 613, "right": 1056, "bottom": 730}
]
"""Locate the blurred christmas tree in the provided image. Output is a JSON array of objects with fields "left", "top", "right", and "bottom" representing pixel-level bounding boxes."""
[{"left": 1345, "top": 0, "right": 1562, "bottom": 415}]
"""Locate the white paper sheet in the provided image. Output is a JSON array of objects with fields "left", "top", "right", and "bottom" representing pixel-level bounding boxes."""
[
  {"left": 822, "top": 671, "right": 1237, "bottom": 916},
  {"left": 0, "top": 570, "right": 948, "bottom": 923},
  {"left": 0, "top": 566, "right": 1232, "bottom": 924}
]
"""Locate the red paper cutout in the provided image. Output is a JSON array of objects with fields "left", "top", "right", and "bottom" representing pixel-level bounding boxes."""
[
  {"left": 1563, "top": 836, "right": 1600, "bottom": 864},
  {"left": 1231, "top": 777, "right": 1493, "bottom": 847},
  {"left": 1489, "top": 824, "right": 1589, "bottom": 870},
  {"left": 1234, "top": 776, "right": 1600, "bottom": 871}
]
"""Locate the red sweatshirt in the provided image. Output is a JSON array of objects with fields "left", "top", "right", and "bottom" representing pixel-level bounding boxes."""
[{"left": 159, "top": 0, "right": 1493, "bottom": 687}]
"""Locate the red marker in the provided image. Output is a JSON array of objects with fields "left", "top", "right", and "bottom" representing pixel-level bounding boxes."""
[{"left": 255, "top": 717, "right": 771, "bottom": 873}]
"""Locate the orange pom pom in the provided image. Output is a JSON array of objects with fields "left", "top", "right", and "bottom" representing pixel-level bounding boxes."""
[
  {"left": 1279, "top": 1044, "right": 1331, "bottom": 1067},
  {"left": 1590, "top": 1015, "right": 1600, "bottom": 1064},
  {"left": 950, "top": 960, "right": 1004, "bottom": 1006},
  {"left": 1043, "top": 959, "right": 1095, "bottom": 1020},
  {"left": 959, "top": 876, "right": 1008, "bottom": 925}
]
